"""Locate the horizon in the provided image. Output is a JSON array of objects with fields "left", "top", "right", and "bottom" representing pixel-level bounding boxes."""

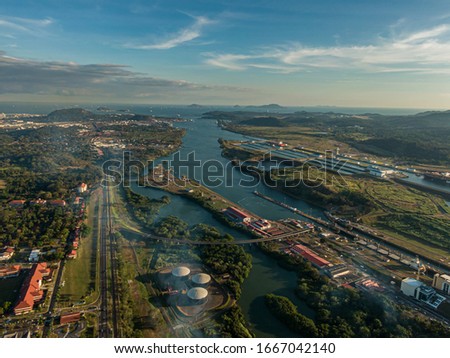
[{"left": 2, "top": 1, "right": 450, "bottom": 107}]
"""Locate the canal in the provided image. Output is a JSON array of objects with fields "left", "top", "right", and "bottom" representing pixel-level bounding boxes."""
[{"left": 130, "top": 111, "right": 322, "bottom": 337}]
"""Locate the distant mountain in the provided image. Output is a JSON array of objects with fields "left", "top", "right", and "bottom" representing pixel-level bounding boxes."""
[
  {"left": 245, "top": 104, "right": 284, "bottom": 109},
  {"left": 240, "top": 116, "right": 289, "bottom": 127},
  {"left": 188, "top": 104, "right": 203, "bottom": 108},
  {"left": 45, "top": 108, "right": 95, "bottom": 122}
]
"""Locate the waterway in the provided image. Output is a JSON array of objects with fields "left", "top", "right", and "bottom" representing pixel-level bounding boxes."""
[{"left": 128, "top": 110, "right": 323, "bottom": 337}]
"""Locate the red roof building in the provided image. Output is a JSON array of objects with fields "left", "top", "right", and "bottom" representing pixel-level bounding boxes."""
[
  {"left": 14, "top": 263, "right": 50, "bottom": 315},
  {"left": 224, "top": 207, "right": 252, "bottom": 223},
  {"left": 67, "top": 250, "right": 77, "bottom": 259},
  {"left": 49, "top": 200, "right": 66, "bottom": 207},
  {"left": 8, "top": 200, "right": 26, "bottom": 207},
  {"left": 0, "top": 265, "right": 21, "bottom": 278},
  {"left": 291, "top": 244, "right": 331, "bottom": 268},
  {"left": 60, "top": 312, "right": 81, "bottom": 325}
]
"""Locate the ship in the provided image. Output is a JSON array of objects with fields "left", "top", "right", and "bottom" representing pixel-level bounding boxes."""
[{"left": 423, "top": 171, "right": 450, "bottom": 185}]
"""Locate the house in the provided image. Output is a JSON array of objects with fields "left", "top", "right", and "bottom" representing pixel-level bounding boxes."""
[
  {"left": 8, "top": 200, "right": 26, "bottom": 208},
  {"left": 77, "top": 183, "right": 88, "bottom": 193},
  {"left": 28, "top": 249, "right": 40, "bottom": 262},
  {"left": 224, "top": 207, "right": 252, "bottom": 223},
  {"left": 49, "top": 200, "right": 66, "bottom": 207},
  {"left": 67, "top": 250, "right": 77, "bottom": 259},
  {"left": 14, "top": 263, "right": 50, "bottom": 315},
  {"left": 60, "top": 312, "right": 81, "bottom": 325},
  {"left": 30, "top": 199, "right": 47, "bottom": 205},
  {"left": 0, "top": 247, "right": 14, "bottom": 261},
  {"left": 0, "top": 265, "right": 21, "bottom": 278}
]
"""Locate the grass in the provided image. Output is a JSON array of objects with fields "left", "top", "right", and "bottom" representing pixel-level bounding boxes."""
[
  {"left": 120, "top": 235, "right": 169, "bottom": 337},
  {"left": 0, "top": 271, "right": 27, "bottom": 307},
  {"left": 59, "top": 193, "right": 99, "bottom": 304}
]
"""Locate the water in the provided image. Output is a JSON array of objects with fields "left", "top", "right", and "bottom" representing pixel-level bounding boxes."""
[{"left": 130, "top": 115, "right": 323, "bottom": 337}]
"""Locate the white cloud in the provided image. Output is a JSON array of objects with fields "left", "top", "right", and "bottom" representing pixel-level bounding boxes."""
[
  {"left": 0, "top": 16, "right": 53, "bottom": 34},
  {"left": 205, "top": 24, "right": 450, "bottom": 75},
  {"left": 127, "top": 15, "right": 214, "bottom": 50},
  {"left": 0, "top": 50, "right": 247, "bottom": 100}
]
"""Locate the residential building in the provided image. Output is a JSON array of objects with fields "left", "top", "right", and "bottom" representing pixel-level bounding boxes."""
[
  {"left": 49, "top": 200, "right": 66, "bottom": 207},
  {"left": 60, "top": 312, "right": 81, "bottom": 325},
  {"left": 0, "top": 247, "right": 14, "bottom": 261},
  {"left": 0, "top": 265, "right": 21, "bottom": 278},
  {"left": 67, "top": 250, "right": 77, "bottom": 259},
  {"left": 77, "top": 183, "right": 88, "bottom": 193},
  {"left": 8, "top": 200, "right": 26, "bottom": 208},
  {"left": 14, "top": 263, "right": 50, "bottom": 315}
]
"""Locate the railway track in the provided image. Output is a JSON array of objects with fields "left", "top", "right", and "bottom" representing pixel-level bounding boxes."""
[
  {"left": 106, "top": 184, "right": 120, "bottom": 337},
  {"left": 98, "top": 186, "right": 109, "bottom": 337}
]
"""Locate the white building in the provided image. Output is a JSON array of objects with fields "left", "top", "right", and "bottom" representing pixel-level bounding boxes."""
[
  {"left": 28, "top": 249, "right": 40, "bottom": 262},
  {"left": 432, "top": 273, "right": 450, "bottom": 295},
  {"left": 400, "top": 277, "right": 424, "bottom": 298}
]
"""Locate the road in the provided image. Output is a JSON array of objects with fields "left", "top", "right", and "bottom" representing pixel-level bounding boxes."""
[
  {"left": 42, "top": 260, "right": 65, "bottom": 337},
  {"left": 98, "top": 184, "right": 109, "bottom": 337}
]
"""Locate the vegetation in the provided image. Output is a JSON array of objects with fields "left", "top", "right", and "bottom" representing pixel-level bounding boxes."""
[
  {"left": 122, "top": 187, "right": 170, "bottom": 228},
  {"left": 205, "top": 110, "right": 450, "bottom": 165},
  {"left": 153, "top": 215, "right": 189, "bottom": 239},
  {"left": 0, "top": 204, "right": 75, "bottom": 251},
  {"left": 261, "top": 242, "right": 450, "bottom": 338},
  {"left": 198, "top": 228, "right": 252, "bottom": 300},
  {"left": 218, "top": 306, "right": 254, "bottom": 338},
  {"left": 265, "top": 294, "right": 318, "bottom": 337}
]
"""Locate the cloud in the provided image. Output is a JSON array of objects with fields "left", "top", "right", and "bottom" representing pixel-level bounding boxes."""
[
  {"left": 205, "top": 24, "right": 450, "bottom": 75},
  {"left": 0, "top": 51, "right": 246, "bottom": 101},
  {"left": 126, "top": 15, "right": 214, "bottom": 50},
  {"left": 0, "top": 16, "right": 53, "bottom": 34}
]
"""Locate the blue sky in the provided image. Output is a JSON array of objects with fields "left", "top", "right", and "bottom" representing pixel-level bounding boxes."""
[{"left": 2, "top": 0, "right": 450, "bottom": 108}]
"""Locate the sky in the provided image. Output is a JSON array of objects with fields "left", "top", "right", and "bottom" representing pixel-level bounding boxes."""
[{"left": 2, "top": 0, "right": 450, "bottom": 108}]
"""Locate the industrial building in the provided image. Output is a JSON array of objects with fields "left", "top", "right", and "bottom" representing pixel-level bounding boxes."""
[
  {"left": 187, "top": 287, "right": 208, "bottom": 304},
  {"left": 224, "top": 207, "right": 252, "bottom": 223},
  {"left": 400, "top": 277, "right": 445, "bottom": 309},
  {"left": 432, "top": 273, "right": 450, "bottom": 295},
  {"left": 172, "top": 266, "right": 191, "bottom": 279},
  {"left": 291, "top": 244, "right": 331, "bottom": 268},
  {"left": 325, "top": 264, "right": 351, "bottom": 278},
  {"left": 191, "top": 273, "right": 211, "bottom": 287}
]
